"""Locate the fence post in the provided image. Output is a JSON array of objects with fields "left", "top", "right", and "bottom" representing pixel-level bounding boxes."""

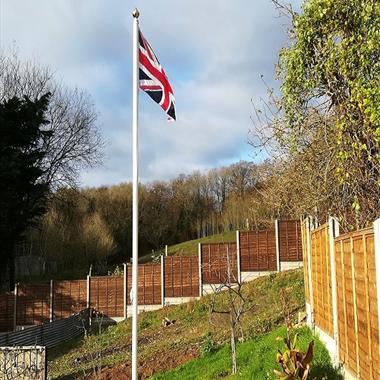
[
  {"left": 275, "top": 219, "right": 281, "bottom": 272},
  {"left": 306, "top": 217, "right": 314, "bottom": 327},
  {"left": 13, "top": 283, "right": 18, "bottom": 331},
  {"left": 86, "top": 274, "right": 91, "bottom": 326},
  {"left": 161, "top": 255, "right": 165, "bottom": 307},
  {"left": 123, "top": 263, "right": 128, "bottom": 320},
  {"left": 373, "top": 219, "right": 380, "bottom": 359},
  {"left": 49, "top": 280, "right": 54, "bottom": 322},
  {"left": 198, "top": 243, "right": 203, "bottom": 297},
  {"left": 328, "top": 216, "right": 340, "bottom": 366},
  {"left": 86, "top": 275, "right": 91, "bottom": 309},
  {"left": 165, "top": 245, "right": 168, "bottom": 257},
  {"left": 236, "top": 230, "right": 241, "bottom": 283}
]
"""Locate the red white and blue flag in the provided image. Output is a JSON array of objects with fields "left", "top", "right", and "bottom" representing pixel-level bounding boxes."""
[{"left": 139, "top": 28, "right": 176, "bottom": 121}]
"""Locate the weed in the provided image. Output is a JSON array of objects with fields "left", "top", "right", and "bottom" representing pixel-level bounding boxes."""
[{"left": 201, "top": 332, "right": 219, "bottom": 356}]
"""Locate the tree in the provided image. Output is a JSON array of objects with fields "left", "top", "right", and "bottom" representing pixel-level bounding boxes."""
[
  {"left": 0, "top": 53, "right": 102, "bottom": 287},
  {"left": 208, "top": 248, "right": 254, "bottom": 375},
  {"left": 278, "top": 0, "right": 380, "bottom": 227},
  {"left": 0, "top": 94, "right": 51, "bottom": 289},
  {"left": 0, "top": 53, "right": 102, "bottom": 189},
  {"left": 250, "top": 0, "right": 380, "bottom": 228}
]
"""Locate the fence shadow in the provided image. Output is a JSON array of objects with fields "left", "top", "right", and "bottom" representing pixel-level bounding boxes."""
[{"left": 310, "top": 364, "right": 343, "bottom": 379}]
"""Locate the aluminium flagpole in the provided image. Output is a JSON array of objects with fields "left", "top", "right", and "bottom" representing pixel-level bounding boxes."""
[{"left": 131, "top": 8, "right": 140, "bottom": 380}]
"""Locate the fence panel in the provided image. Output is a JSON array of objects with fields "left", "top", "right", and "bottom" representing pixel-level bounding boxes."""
[
  {"left": 278, "top": 220, "right": 302, "bottom": 261},
  {"left": 127, "top": 263, "right": 162, "bottom": 305},
  {"left": 311, "top": 223, "right": 333, "bottom": 337},
  {"left": 0, "top": 293, "right": 14, "bottom": 332},
  {"left": 164, "top": 256, "right": 199, "bottom": 297},
  {"left": 239, "top": 230, "right": 276, "bottom": 272},
  {"left": 335, "top": 229, "right": 379, "bottom": 380},
  {"left": 90, "top": 276, "right": 124, "bottom": 317},
  {"left": 0, "top": 346, "right": 46, "bottom": 380},
  {"left": 300, "top": 219, "right": 310, "bottom": 303},
  {"left": 201, "top": 242, "right": 237, "bottom": 284},
  {"left": 17, "top": 284, "right": 50, "bottom": 326},
  {"left": 53, "top": 280, "right": 87, "bottom": 320}
]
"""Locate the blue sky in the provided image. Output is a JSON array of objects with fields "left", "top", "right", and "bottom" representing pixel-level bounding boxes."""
[{"left": 0, "top": 0, "right": 301, "bottom": 187}]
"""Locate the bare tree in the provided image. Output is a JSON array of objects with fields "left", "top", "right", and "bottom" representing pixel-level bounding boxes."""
[
  {"left": 0, "top": 52, "right": 103, "bottom": 189},
  {"left": 208, "top": 246, "right": 254, "bottom": 374}
]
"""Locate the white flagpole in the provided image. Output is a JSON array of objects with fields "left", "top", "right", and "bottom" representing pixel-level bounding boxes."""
[{"left": 131, "top": 8, "right": 140, "bottom": 380}]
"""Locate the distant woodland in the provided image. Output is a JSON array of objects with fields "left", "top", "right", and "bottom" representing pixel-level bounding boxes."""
[{"left": 19, "top": 160, "right": 296, "bottom": 276}]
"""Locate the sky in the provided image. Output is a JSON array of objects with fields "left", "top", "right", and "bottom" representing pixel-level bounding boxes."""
[{"left": 0, "top": 0, "right": 301, "bottom": 187}]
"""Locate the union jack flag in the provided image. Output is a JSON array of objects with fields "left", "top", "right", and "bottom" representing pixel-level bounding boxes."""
[{"left": 139, "top": 28, "right": 176, "bottom": 120}]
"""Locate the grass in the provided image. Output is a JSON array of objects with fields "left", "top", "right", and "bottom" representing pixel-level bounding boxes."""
[
  {"left": 151, "top": 326, "right": 343, "bottom": 380},
  {"left": 48, "top": 270, "right": 307, "bottom": 379},
  {"left": 139, "top": 230, "right": 236, "bottom": 263}
]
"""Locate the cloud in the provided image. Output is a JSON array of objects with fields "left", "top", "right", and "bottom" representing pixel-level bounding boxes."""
[{"left": 1, "top": 0, "right": 299, "bottom": 187}]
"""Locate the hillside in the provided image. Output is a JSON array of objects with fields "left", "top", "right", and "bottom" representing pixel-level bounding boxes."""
[
  {"left": 48, "top": 269, "right": 339, "bottom": 379},
  {"left": 139, "top": 230, "right": 236, "bottom": 263}
]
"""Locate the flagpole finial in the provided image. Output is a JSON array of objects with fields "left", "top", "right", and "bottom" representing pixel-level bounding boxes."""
[{"left": 132, "top": 8, "right": 140, "bottom": 18}]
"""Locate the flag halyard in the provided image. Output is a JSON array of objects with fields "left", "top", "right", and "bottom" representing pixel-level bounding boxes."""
[{"left": 138, "top": 29, "right": 176, "bottom": 120}]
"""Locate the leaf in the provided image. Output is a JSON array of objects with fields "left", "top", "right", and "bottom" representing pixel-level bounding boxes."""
[
  {"left": 292, "top": 333, "right": 298, "bottom": 349},
  {"left": 302, "top": 341, "right": 314, "bottom": 365}
]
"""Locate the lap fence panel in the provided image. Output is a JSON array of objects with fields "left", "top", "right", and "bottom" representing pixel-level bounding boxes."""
[
  {"left": 239, "top": 230, "right": 276, "bottom": 272},
  {"left": 164, "top": 256, "right": 199, "bottom": 297},
  {"left": 201, "top": 242, "right": 237, "bottom": 284}
]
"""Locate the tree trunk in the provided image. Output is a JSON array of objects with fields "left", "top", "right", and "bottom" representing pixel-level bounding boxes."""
[{"left": 230, "top": 311, "right": 237, "bottom": 374}]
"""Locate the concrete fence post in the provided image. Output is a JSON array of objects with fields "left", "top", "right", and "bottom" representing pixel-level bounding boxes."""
[
  {"left": 161, "top": 255, "right": 165, "bottom": 307},
  {"left": 13, "top": 283, "right": 18, "bottom": 331},
  {"left": 236, "top": 230, "right": 241, "bottom": 283},
  {"left": 123, "top": 263, "right": 128, "bottom": 320},
  {"left": 49, "top": 280, "right": 54, "bottom": 322},
  {"left": 275, "top": 219, "right": 281, "bottom": 272},
  {"left": 86, "top": 275, "right": 91, "bottom": 326},
  {"left": 306, "top": 217, "right": 314, "bottom": 327},
  {"left": 198, "top": 243, "right": 203, "bottom": 297},
  {"left": 328, "top": 216, "right": 340, "bottom": 366},
  {"left": 373, "top": 219, "right": 380, "bottom": 355}
]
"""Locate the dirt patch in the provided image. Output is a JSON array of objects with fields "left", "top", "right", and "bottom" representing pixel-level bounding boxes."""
[{"left": 90, "top": 343, "right": 199, "bottom": 380}]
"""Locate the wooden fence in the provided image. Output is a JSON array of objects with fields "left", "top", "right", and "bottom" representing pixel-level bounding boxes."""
[
  {"left": 0, "top": 219, "right": 303, "bottom": 332},
  {"left": 311, "top": 223, "right": 333, "bottom": 337},
  {"left": 91, "top": 276, "right": 124, "bottom": 318},
  {"left": 164, "top": 256, "right": 199, "bottom": 298},
  {"left": 53, "top": 279, "right": 87, "bottom": 320},
  {"left": 126, "top": 263, "right": 162, "bottom": 305},
  {"left": 279, "top": 220, "right": 302, "bottom": 262},
  {"left": 239, "top": 229, "right": 277, "bottom": 271},
  {"left": 0, "top": 294, "right": 14, "bottom": 332},
  {"left": 303, "top": 217, "right": 380, "bottom": 380},
  {"left": 200, "top": 242, "right": 238, "bottom": 284}
]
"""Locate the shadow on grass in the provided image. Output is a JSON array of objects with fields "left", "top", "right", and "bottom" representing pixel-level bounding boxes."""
[
  {"left": 310, "top": 364, "right": 343, "bottom": 380},
  {"left": 48, "top": 335, "right": 84, "bottom": 362}
]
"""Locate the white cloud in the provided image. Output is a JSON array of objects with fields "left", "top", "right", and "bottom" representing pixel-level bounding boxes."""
[{"left": 0, "top": 0, "right": 300, "bottom": 186}]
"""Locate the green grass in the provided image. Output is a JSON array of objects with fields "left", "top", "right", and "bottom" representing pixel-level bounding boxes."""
[
  {"left": 151, "top": 326, "right": 343, "bottom": 380},
  {"left": 139, "top": 230, "right": 236, "bottom": 263}
]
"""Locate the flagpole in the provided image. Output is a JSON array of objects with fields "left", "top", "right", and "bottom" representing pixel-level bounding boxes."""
[{"left": 131, "top": 8, "right": 140, "bottom": 380}]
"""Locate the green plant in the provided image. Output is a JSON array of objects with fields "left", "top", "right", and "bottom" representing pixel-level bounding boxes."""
[
  {"left": 201, "top": 332, "right": 219, "bottom": 356},
  {"left": 274, "top": 331, "right": 314, "bottom": 380}
]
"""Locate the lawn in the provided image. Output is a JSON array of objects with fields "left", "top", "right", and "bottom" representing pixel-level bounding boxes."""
[{"left": 151, "top": 325, "right": 343, "bottom": 380}]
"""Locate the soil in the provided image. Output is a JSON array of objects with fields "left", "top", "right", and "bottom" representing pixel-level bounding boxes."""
[{"left": 89, "top": 344, "right": 199, "bottom": 379}]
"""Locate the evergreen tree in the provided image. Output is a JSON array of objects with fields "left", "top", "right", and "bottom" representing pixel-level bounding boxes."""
[{"left": 0, "top": 94, "right": 51, "bottom": 289}]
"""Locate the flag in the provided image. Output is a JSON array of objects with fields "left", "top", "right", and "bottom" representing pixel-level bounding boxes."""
[{"left": 138, "top": 28, "right": 176, "bottom": 120}]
